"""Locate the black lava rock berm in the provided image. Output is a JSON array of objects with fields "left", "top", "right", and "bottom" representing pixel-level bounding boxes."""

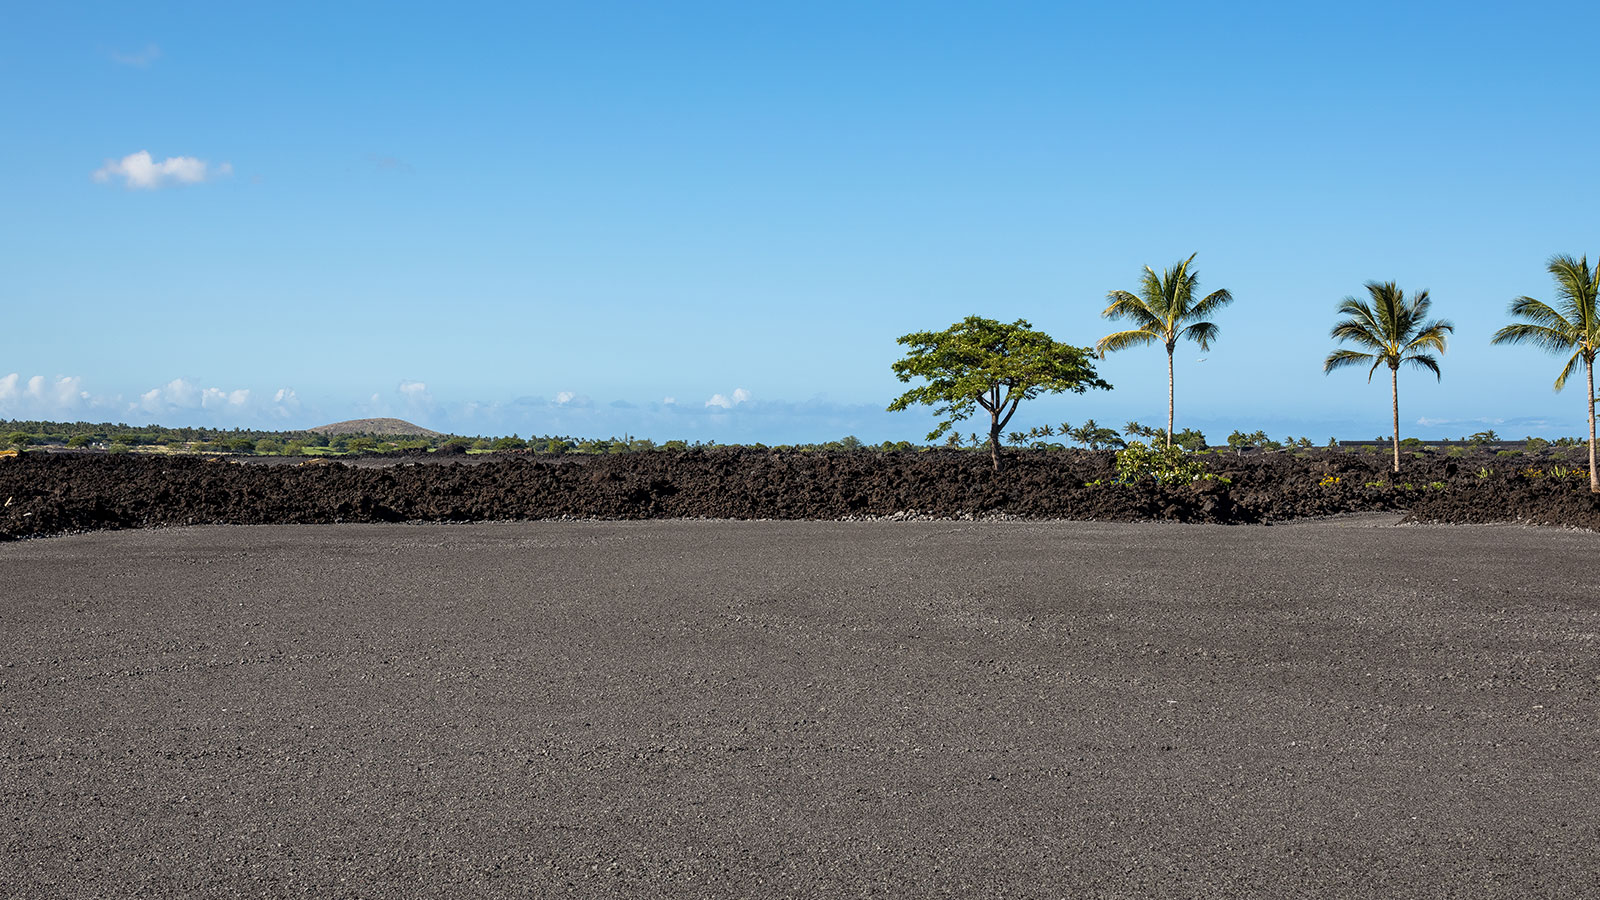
[{"left": 3, "top": 447, "right": 1598, "bottom": 540}]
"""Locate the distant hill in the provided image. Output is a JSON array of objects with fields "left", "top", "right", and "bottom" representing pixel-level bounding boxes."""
[{"left": 308, "top": 418, "right": 441, "bottom": 437}]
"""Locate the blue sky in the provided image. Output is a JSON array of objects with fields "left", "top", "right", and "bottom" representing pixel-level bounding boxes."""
[{"left": 4, "top": 2, "right": 1598, "bottom": 442}]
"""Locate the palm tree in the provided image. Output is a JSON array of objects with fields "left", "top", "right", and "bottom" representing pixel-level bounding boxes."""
[
  {"left": 1098, "top": 254, "right": 1233, "bottom": 447},
  {"left": 1323, "top": 282, "right": 1454, "bottom": 474},
  {"left": 1490, "top": 254, "right": 1600, "bottom": 493}
]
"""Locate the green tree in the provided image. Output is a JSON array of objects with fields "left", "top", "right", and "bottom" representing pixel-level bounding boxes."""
[
  {"left": 1323, "top": 282, "right": 1453, "bottom": 474},
  {"left": 5, "top": 431, "right": 33, "bottom": 450},
  {"left": 1123, "top": 421, "right": 1158, "bottom": 441},
  {"left": 1097, "top": 254, "right": 1233, "bottom": 447},
  {"left": 889, "top": 316, "right": 1109, "bottom": 471},
  {"left": 1069, "top": 419, "right": 1123, "bottom": 450},
  {"left": 1491, "top": 254, "right": 1600, "bottom": 492}
]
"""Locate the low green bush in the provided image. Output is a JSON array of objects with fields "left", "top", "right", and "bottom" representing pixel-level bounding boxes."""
[{"left": 1114, "top": 441, "right": 1210, "bottom": 485}]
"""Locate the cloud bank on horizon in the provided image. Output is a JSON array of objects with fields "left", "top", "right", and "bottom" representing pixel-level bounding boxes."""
[{"left": 0, "top": 371, "right": 1587, "bottom": 445}]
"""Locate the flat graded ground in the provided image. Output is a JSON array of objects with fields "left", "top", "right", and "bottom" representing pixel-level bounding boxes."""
[{"left": 2, "top": 519, "right": 1598, "bottom": 899}]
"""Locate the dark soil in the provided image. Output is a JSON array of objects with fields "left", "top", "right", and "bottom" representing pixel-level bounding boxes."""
[
  {"left": 4, "top": 520, "right": 1598, "bottom": 897},
  {"left": 3, "top": 448, "right": 1599, "bottom": 541}
]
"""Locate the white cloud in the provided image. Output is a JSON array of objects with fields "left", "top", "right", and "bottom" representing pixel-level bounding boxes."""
[
  {"left": 110, "top": 44, "right": 162, "bottom": 67},
  {"left": 266, "top": 388, "right": 301, "bottom": 419},
  {"left": 93, "top": 150, "right": 232, "bottom": 189},
  {"left": 662, "top": 396, "right": 676, "bottom": 405},
  {"left": 399, "top": 380, "right": 428, "bottom": 397},
  {"left": 705, "top": 387, "right": 752, "bottom": 409},
  {"left": 133, "top": 378, "right": 251, "bottom": 416},
  {"left": 555, "top": 391, "right": 576, "bottom": 405},
  {"left": 0, "top": 374, "right": 92, "bottom": 415}
]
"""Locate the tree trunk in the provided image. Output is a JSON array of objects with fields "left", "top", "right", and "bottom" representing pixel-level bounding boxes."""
[
  {"left": 1391, "top": 365, "right": 1401, "bottom": 474},
  {"left": 1166, "top": 346, "right": 1175, "bottom": 449},
  {"left": 1588, "top": 356, "right": 1597, "bottom": 493},
  {"left": 989, "top": 415, "right": 1003, "bottom": 472}
]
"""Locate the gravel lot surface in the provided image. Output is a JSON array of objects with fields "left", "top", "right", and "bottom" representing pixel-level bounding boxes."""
[{"left": 3, "top": 517, "right": 1598, "bottom": 898}]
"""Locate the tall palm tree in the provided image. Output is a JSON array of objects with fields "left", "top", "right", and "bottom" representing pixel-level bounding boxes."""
[
  {"left": 1097, "top": 254, "right": 1233, "bottom": 447},
  {"left": 1323, "top": 282, "right": 1453, "bottom": 474},
  {"left": 1491, "top": 254, "right": 1600, "bottom": 493}
]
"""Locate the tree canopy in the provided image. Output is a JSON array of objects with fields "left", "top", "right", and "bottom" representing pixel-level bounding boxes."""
[
  {"left": 1323, "top": 281, "right": 1453, "bottom": 473},
  {"left": 888, "top": 316, "right": 1110, "bottom": 469},
  {"left": 1491, "top": 253, "right": 1600, "bottom": 492},
  {"left": 1097, "top": 253, "right": 1233, "bottom": 446}
]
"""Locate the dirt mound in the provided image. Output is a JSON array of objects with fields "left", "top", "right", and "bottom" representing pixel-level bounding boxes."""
[
  {"left": 306, "top": 417, "right": 441, "bottom": 436},
  {"left": 2, "top": 449, "right": 1597, "bottom": 540}
]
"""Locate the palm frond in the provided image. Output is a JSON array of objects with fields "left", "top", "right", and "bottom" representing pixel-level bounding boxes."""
[
  {"left": 1504, "top": 296, "right": 1570, "bottom": 330},
  {"left": 1190, "top": 287, "right": 1233, "bottom": 319},
  {"left": 1547, "top": 254, "right": 1594, "bottom": 317},
  {"left": 1405, "top": 353, "right": 1443, "bottom": 380},
  {"left": 1182, "top": 321, "right": 1220, "bottom": 351},
  {"left": 1095, "top": 328, "right": 1160, "bottom": 356},
  {"left": 1330, "top": 319, "right": 1388, "bottom": 351},
  {"left": 1407, "top": 319, "right": 1454, "bottom": 354},
  {"left": 1332, "top": 298, "right": 1381, "bottom": 339},
  {"left": 1555, "top": 348, "right": 1584, "bottom": 392},
  {"left": 1101, "top": 290, "right": 1162, "bottom": 328},
  {"left": 1365, "top": 282, "right": 1402, "bottom": 342},
  {"left": 1324, "top": 348, "right": 1376, "bottom": 377},
  {"left": 1139, "top": 267, "right": 1168, "bottom": 316},
  {"left": 1493, "top": 322, "right": 1575, "bottom": 354}
]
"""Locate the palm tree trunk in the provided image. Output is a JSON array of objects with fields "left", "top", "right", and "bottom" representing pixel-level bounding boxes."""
[
  {"left": 1391, "top": 365, "right": 1401, "bottom": 474},
  {"left": 1166, "top": 348, "right": 1175, "bottom": 449},
  {"left": 1588, "top": 356, "right": 1597, "bottom": 493}
]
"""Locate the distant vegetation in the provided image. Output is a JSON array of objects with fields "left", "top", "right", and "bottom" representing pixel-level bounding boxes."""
[
  {"left": 0, "top": 419, "right": 935, "bottom": 458},
  {"left": 2, "top": 418, "right": 1586, "bottom": 465}
]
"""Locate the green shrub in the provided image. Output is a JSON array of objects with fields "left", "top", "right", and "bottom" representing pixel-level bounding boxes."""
[
  {"left": 1114, "top": 441, "right": 1209, "bottom": 485},
  {"left": 107, "top": 443, "right": 131, "bottom": 454}
]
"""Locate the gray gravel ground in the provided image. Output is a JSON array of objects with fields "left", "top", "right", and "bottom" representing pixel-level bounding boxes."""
[{"left": 3, "top": 517, "right": 1598, "bottom": 898}]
